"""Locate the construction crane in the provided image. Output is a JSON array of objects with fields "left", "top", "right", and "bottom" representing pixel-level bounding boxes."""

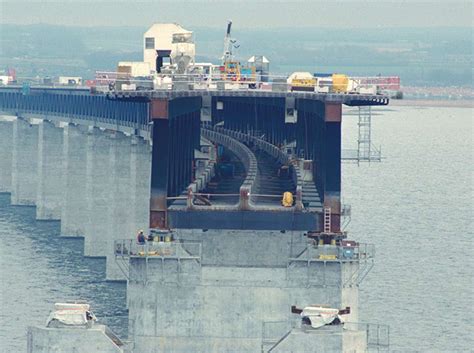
[
  {"left": 222, "top": 20, "right": 239, "bottom": 65},
  {"left": 220, "top": 21, "right": 256, "bottom": 86}
]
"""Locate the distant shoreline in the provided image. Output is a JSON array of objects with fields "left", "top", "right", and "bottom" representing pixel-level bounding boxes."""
[{"left": 390, "top": 99, "right": 472, "bottom": 108}]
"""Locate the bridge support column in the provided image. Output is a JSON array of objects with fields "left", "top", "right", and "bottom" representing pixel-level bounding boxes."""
[
  {"left": 323, "top": 103, "right": 342, "bottom": 232},
  {"left": 36, "top": 120, "right": 63, "bottom": 220},
  {"left": 130, "top": 136, "right": 151, "bottom": 237},
  {"left": 106, "top": 132, "right": 133, "bottom": 281},
  {"left": 11, "top": 117, "right": 39, "bottom": 205},
  {"left": 0, "top": 117, "right": 14, "bottom": 193},
  {"left": 84, "top": 128, "right": 112, "bottom": 257},
  {"left": 61, "top": 124, "right": 88, "bottom": 237}
]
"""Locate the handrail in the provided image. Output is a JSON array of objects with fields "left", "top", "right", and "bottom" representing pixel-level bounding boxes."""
[
  {"left": 261, "top": 319, "right": 389, "bottom": 349},
  {"left": 114, "top": 239, "right": 202, "bottom": 260},
  {"left": 289, "top": 242, "right": 375, "bottom": 262}
]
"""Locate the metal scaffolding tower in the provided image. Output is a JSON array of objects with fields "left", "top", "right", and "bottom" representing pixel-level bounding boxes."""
[{"left": 342, "top": 106, "right": 382, "bottom": 164}]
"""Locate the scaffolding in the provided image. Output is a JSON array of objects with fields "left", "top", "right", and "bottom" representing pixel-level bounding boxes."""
[
  {"left": 342, "top": 106, "right": 382, "bottom": 164},
  {"left": 113, "top": 240, "right": 202, "bottom": 283},
  {"left": 286, "top": 242, "right": 375, "bottom": 288},
  {"left": 261, "top": 320, "right": 389, "bottom": 353}
]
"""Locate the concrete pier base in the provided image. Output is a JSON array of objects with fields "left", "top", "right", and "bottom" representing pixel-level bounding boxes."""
[
  {"left": 36, "top": 121, "right": 63, "bottom": 220},
  {"left": 27, "top": 325, "right": 125, "bottom": 353},
  {"left": 127, "top": 230, "right": 360, "bottom": 353},
  {"left": 0, "top": 117, "right": 14, "bottom": 193},
  {"left": 11, "top": 118, "right": 39, "bottom": 205},
  {"left": 61, "top": 124, "right": 88, "bottom": 237}
]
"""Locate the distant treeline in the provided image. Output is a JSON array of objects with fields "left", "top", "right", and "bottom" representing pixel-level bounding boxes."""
[{"left": 0, "top": 24, "right": 471, "bottom": 86}]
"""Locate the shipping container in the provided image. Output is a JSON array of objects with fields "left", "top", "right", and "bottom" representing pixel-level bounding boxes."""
[
  {"left": 117, "top": 62, "right": 151, "bottom": 77},
  {"left": 332, "top": 74, "right": 349, "bottom": 93},
  {"left": 59, "top": 76, "right": 83, "bottom": 85}
]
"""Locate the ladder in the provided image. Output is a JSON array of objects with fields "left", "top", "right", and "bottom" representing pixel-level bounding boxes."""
[
  {"left": 342, "top": 106, "right": 382, "bottom": 163},
  {"left": 357, "top": 106, "right": 382, "bottom": 164},
  {"left": 324, "top": 207, "right": 331, "bottom": 233},
  {"left": 357, "top": 106, "right": 372, "bottom": 163}
]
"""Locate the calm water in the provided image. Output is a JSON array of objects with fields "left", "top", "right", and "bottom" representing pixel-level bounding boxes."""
[
  {"left": 0, "top": 198, "right": 128, "bottom": 353},
  {"left": 0, "top": 105, "right": 472, "bottom": 352}
]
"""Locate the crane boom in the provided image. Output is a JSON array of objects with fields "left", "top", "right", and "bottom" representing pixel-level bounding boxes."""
[{"left": 222, "top": 20, "right": 233, "bottom": 64}]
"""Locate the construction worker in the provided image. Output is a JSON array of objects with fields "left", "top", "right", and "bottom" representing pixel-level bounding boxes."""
[{"left": 137, "top": 230, "right": 145, "bottom": 244}]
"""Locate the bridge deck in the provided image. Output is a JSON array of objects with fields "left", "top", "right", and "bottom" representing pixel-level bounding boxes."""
[
  {"left": 110, "top": 89, "right": 389, "bottom": 106},
  {"left": 168, "top": 130, "right": 320, "bottom": 231},
  {"left": 0, "top": 86, "right": 389, "bottom": 106}
]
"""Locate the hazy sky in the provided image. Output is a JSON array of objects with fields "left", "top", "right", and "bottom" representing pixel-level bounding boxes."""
[{"left": 0, "top": 0, "right": 472, "bottom": 28}]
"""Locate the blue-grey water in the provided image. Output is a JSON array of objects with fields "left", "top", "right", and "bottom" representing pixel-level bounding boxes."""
[
  {"left": 0, "top": 198, "right": 128, "bottom": 353},
  {"left": 0, "top": 105, "right": 472, "bottom": 352}
]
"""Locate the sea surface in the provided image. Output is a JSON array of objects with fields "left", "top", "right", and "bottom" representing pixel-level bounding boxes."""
[{"left": 0, "top": 105, "right": 472, "bottom": 352}]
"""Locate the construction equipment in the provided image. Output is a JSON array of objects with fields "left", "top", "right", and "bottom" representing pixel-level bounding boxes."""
[
  {"left": 332, "top": 74, "right": 349, "bottom": 93},
  {"left": 219, "top": 21, "right": 256, "bottom": 87},
  {"left": 287, "top": 72, "right": 316, "bottom": 92},
  {"left": 222, "top": 20, "right": 238, "bottom": 64}
]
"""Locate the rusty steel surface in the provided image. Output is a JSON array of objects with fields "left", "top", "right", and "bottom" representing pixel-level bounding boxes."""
[
  {"left": 150, "top": 99, "right": 169, "bottom": 120},
  {"left": 149, "top": 210, "right": 167, "bottom": 230},
  {"left": 325, "top": 102, "right": 342, "bottom": 122}
]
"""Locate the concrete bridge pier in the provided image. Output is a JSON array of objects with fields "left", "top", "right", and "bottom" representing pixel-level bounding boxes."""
[
  {"left": 106, "top": 132, "right": 132, "bottom": 281},
  {"left": 11, "top": 117, "right": 39, "bottom": 205},
  {"left": 127, "top": 229, "right": 362, "bottom": 353},
  {"left": 36, "top": 120, "right": 64, "bottom": 220},
  {"left": 61, "top": 124, "right": 89, "bottom": 237},
  {"left": 130, "top": 136, "right": 151, "bottom": 238},
  {"left": 84, "top": 129, "right": 114, "bottom": 257},
  {"left": 0, "top": 116, "right": 14, "bottom": 193},
  {"left": 106, "top": 134, "right": 151, "bottom": 280}
]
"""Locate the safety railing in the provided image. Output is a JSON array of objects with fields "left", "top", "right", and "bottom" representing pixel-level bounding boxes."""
[
  {"left": 92, "top": 71, "right": 393, "bottom": 96},
  {"left": 114, "top": 239, "right": 202, "bottom": 261},
  {"left": 261, "top": 320, "right": 389, "bottom": 352},
  {"left": 261, "top": 320, "right": 293, "bottom": 352},
  {"left": 289, "top": 242, "right": 375, "bottom": 262},
  {"left": 344, "top": 322, "right": 390, "bottom": 349}
]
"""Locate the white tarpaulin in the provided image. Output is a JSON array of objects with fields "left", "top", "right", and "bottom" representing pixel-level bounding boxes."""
[
  {"left": 301, "top": 306, "right": 340, "bottom": 329},
  {"left": 46, "top": 303, "right": 95, "bottom": 327}
]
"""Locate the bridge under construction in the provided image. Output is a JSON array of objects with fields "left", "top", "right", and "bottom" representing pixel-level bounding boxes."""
[{"left": 0, "top": 21, "right": 391, "bottom": 353}]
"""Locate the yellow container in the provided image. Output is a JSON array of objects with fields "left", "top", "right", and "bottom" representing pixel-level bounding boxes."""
[
  {"left": 332, "top": 74, "right": 349, "bottom": 93},
  {"left": 282, "top": 192, "right": 294, "bottom": 207},
  {"left": 319, "top": 254, "right": 337, "bottom": 260}
]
